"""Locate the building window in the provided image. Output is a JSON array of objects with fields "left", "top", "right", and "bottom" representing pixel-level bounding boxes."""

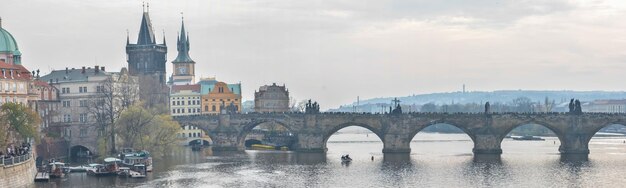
[
  {"left": 62, "top": 101, "right": 71, "bottom": 107},
  {"left": 79, "top": 100, "right": 87, "bottom": 107},
  {"left": 204, "top": 106, "right": 208, "bottom": 111},
  {"left": 62, "top": 87, "right": 70, "bottom": 94},
  {"left": 177, "top": 101, "right": 180, "bottom": 105},
  {"left": 80, "top": 129, "right": 87, "bottom": 137},
  {"left": 79, "top": 86, "right": 88, "bottom": 93},
  {"left": 79, "top": 113, "right": 87, "bottom": 123},
  {"left": 212, "top": 105, "right": 216, "bottom": 111},
  {"left": 172, "top": 101, "right": 176, "bottom": 106},
  {"left": 63, "top": 114, "right": 71, "bottom": 122}
]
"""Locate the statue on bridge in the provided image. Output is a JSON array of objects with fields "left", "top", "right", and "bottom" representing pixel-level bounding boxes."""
[
  {"left": 305, "top": 99, "right": 320, "bottom": 114},
  {"left": 221, "top": 101, "right": 239, "bottom": 114},
  {"left": 568, "top": 98, "right": 583, "bottom": 115},
  {"left": 390, "top": 98, "right": 402, "bottom": 115},
  {"left": 485, "top": 102, "right": 491, "bottom": 114}
]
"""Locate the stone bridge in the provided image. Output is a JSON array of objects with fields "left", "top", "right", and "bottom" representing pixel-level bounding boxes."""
[{"left": 174, "top": 113, "right": 626, "bottom": 155}]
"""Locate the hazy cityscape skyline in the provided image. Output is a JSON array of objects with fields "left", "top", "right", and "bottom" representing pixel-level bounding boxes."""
[{"left": 3, "top": 0, "right": 626, "bottom": 108}]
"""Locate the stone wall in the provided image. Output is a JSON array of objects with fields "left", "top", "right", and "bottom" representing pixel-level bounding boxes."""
[{"left": 0, "top": 156, "right": 36, "bottom": 188}]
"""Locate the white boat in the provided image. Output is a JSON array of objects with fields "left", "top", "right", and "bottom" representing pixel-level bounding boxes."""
[
  {"left": 68, "top": 165, "right": 95, "bottom": 172},
  {"left": 117, "top": 165, "right": 146, "bottom": 178},
  {"left": 121, "top": 150, "right": 153, "bottom": 172}
]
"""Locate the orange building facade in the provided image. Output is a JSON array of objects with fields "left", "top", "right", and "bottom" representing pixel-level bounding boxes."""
[{"left": 201, "top": 82, "right": 242, "bottom": 114}]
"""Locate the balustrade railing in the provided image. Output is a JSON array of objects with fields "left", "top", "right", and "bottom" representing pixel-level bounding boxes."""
[{"left": 0, "top": 152, "right": 32, "bottom": 167}]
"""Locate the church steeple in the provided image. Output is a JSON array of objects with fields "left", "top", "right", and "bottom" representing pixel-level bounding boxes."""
[{"left": 173, "top": 17, "right": 194, "bottom": 63}]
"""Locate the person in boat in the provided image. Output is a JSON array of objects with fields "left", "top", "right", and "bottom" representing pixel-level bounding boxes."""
[
  {"left": 341, "top": 155, "right": 345, "bottom": 160},
  {"left": 345, "top": 155, "right": 351, "bottom": 160}
]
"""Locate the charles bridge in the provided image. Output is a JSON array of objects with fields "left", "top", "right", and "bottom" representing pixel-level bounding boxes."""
[{"left": 174, "top": 112, "right": 626, "bottom": 155}]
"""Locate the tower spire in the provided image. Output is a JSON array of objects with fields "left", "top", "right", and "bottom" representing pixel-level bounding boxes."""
[
  {"left": 172, "top": 15, "right": 194, "bottom": 64},
  {"left": 126, "top": 29, "right": 130, "bottom": 45},
  {"left": 136, "top": 8, "right": 156, "bottom": 44}
]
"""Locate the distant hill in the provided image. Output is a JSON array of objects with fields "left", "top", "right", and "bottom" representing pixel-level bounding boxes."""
[{"left": 329, "top": 90, "right": 626, "bottom": 112}]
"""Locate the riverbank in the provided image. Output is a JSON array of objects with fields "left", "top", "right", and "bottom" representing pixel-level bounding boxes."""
[{"left": 0, "top": 153, "right": 36, "bottom": 187}]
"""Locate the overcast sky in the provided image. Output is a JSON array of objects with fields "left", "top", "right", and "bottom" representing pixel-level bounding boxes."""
[{"left": 2, "top": 0, "right": 626, "bottom": 108}]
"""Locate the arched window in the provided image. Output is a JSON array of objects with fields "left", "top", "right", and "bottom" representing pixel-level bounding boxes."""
[
  {"left": 212, "top": 105, "right": 216, "bottom": 111},
  {"left": 204, "top": 105, "right": 209, "bottom": 111}
]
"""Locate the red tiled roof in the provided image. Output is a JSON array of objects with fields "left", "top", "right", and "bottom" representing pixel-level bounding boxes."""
[
  {"left": 0, "top": 61, "right": 32, "bottom": 80},
  {"left": 33, "top": 80, "right": 53, "bottom": 87},
  {"left": 171, "top": 84, "right": 201, "bottom": 93}
]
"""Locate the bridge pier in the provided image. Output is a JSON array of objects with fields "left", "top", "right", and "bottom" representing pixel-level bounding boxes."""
[
  {"left": 294, "top": 133, "right": 327, "bottom": 153},
  {"left": 558, "top": 133, "right": 590, "bottom": 155},
  {"left": 382, "top": 133, "right": 411, "bottom": 154},
  {"left": 472, "top": 135, "right": 502, "bottom": 155},
  {"left": 211, "top": 131, "right": 243, "bottom": 151}
]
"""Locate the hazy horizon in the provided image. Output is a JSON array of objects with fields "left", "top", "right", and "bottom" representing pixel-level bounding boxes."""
[{"left": 3, "top": 0, "right": 626, "bottom": 108}]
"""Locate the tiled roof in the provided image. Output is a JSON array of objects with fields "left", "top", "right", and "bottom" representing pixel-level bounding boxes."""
[
  {"left": 40, "top": 68, "right": 110, "bottom": 83},
  {"left": 0, "top": 61, "right": 32, "bottom": 80},
  {"left": 172, "top": 84, "right": 201, "bottom": 93}
]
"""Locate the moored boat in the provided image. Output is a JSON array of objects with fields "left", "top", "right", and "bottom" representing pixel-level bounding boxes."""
[
  {"left": 512, "top": 135, "right": 545, "bottom": 141},
  {"left": 120, "top": 149, "right": 153, "bottom": 172},
  {"left": 87, "top": 158, "right": 121, "bottom": 177},
  {"left": 48, "top": 162, "right": 68, "bottom": 178},
  {"left": 68, "top": 165, "right": 94, "bottom": 173}
]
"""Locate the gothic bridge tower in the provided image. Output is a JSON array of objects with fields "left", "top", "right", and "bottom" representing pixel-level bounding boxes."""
[
  {"left": 126, "top": 8, "right": 167, "bottom": 83},
  {"left": 126, "top": 7, "right": 169, "bottom": 106}
]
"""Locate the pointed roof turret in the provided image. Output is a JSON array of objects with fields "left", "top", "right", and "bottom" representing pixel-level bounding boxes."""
[
  {"left": 137, "top": 12, "right": 156, "bottom": 45},
  {"left": 172, "top": 17, "right": 194, "bottom": 63},
  {"left": 162, "top": 30, "right": 166, "bottom": 45}
]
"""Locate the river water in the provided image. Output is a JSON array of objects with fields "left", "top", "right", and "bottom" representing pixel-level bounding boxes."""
[{"left": 34, "top": 132, "right": 626, "bottom": 187}]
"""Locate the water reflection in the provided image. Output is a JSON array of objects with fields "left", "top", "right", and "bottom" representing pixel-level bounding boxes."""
[
  {"left": 295, "top": 153, "right": 326, "bottom": 165},
  {"left": 465, "top": 154, "right": 507, "bottom": 187},
  {"left": 379, "top": 154, "right": 413, "bottom": 187},
  {"left": 32, "top": 133, "right": 626, "bottom": 188}
]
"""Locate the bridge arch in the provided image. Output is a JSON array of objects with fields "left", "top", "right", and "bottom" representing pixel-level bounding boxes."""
[
  {"left": 408, "top": 121, "right": 476, "bottom": 144},
  {"left": 176, "top": 124, "right": 215, "bottom": 146},
  {"left": 500, "top": 122, "right": 565, "bottom": 153},
  {"left": 408, "top": 122, "right": 476, "bottom": 154},
  {"left": 500, "top": 122, "right": 564, "bottom": 142},
  {"left": 322, "top": 122, "right": 385, "bottom": 149},
  {"left": 585, "top": 122, "right": 626, "bottom": 151},
  {"left": 236, "top": 119, "right": 297, "bottom": 150},
  {"left": 69, "top": 145, "right": 94, "bottom": 162}
]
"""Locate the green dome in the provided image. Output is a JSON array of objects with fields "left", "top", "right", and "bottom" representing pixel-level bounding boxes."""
[{"left": 0, "top": 27, "right": 19, "bottom": 53}]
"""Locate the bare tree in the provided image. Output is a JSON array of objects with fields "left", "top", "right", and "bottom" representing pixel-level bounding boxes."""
[
  {"left": 544, "top": 96, "right": 555, "bottom": 112},
  {"left": 512, "top": 97, "right": 534, "bottom": 112},
  {"left": 87, "top": 73, "right": 139, "bottom": 154}
]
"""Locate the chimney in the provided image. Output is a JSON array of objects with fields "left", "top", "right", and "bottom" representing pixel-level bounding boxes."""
[
  {"left": 95, "top": 66, "right": 100, "bottom": 73},
  {"left": 101, "top": 66, "right": 105, "bottom": 72},
  {"left": 65, "top": 67, "right": 69, "bottom": 74},
  {"left": 82, "top": 66, "right": 85, "bottom": 74}
]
